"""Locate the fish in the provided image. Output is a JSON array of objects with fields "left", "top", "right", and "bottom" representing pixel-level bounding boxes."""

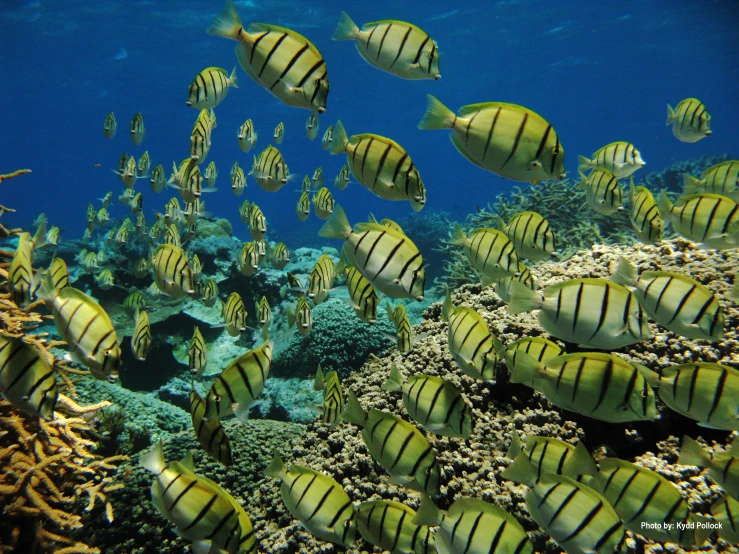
[
  {"left": 296, "top": 185, "right": 311, "bottom": 221},
  {"left": 588, "top": 457, "right": 712, "bottom": 547},
  {"left": 507, "top": 278, "right": 651, "bottom": 349},
  {"left": 186, "top": 66, "right": 238, "bottom": 109},
  {"left": 137, "top": 150, "right": 151, "bottom": 176},
  {"left": 189, "top": 253, "right": 203, "bottom": 282},
  {"left": 250, "top": 145, "right": 290, "bottom": 192},
  {"left": 658, "top": 364, "right": 739, "bottom": 431},
  {"left": 286, "top": 272, "right": 305, "bottom": 297},
  {"left": 501, "top": 433, "right": 597, "bottom": 486},
  {"left": 239, "top": 241, "right": 260, "bottom": 276},
  {"left": 413, "top": 496, "right": 531, "bottom": 554},
  {"left": 135, "top": 212, "right": 147, "bottom": 235},
  {"left": 494, "top": 335, "right": 564, "bottom": 388},
  {"left": 498, "top": 211, "right": 557, "bottom": 261},
  {"left": 99, "top": 192, "right": 113, "bottom": 209},
  {"left": 199, "top": 278, "right": 219, "bottom": 308},
  {"left": 265, "top": 451, "right": 357, "bottom": 547},
  {"left": 164, "top": 197, "right": 182, "bottom": 225},
  {"left": 204, "top": 331, "right": 274, "bottom": 421},
  {"left": 248, "top": 203, "right": 266, "bottom": 241},
  {"left": 123, "top": 292, "right": 147, "bottom": 316},
  {"left": 666, "top": 97, "right": 712, "bottom": 143},
  {"left": 682, "top": 160, "right": 739, "bottom": 202},
  {"left": 95, "top": 249, "right": 107, "bottom": 265},
  {"left": 332, "top": 12, "right": 440, "bottom": 81},
  {"left": 441, "top": 287, "right": 499, "bottom": 382},
  {"left": 319, "top": 204, "right": 426, "bottom": 301},
  {"left": 340, "top": 259, "right": 379, "bottom": 324},
  {"left": 418, "top": 95, "right": 565, "bottom": 183},
  {"left": 679, "top": 436, "right": 739, "bottom": 499},
  {"left": 189, "top": 388, "right": 232, "bottom": 466},
  {"left": 255, "top": 296, "right": 271, "bottom": 328},
  {"left": 330, "top": 121, "right": 426, "bottom": 211},
  {"left": 450, "top": 225, "right": 519, "bottom": 285},
  {"left": 140, "top": 440, "right": 254, "bottom": 554},
  {"left": 509, "top": 351, "right": 659, "bottom": 423},
  {"left": 130, "top": 112, "right": 145, "bottom": 146},
  {"left": 116, "top": 152, "right": 129, "bottom": 175},
  {"left": 171, "top": 159, "right": 206, "bottom": 203},
  {"left": 103, "top": 112, "right": 116, "bottom": 139},
  {"left": 313, "top": 365, "right": 344, "bottom": 426},
  {"left": 343, "top": 391, "right": 440, "bottom": 495},
  {"left": 710, "top": 495, "right": 739, "bottom": 544},
  {"left": 287, "top": 296, "right": 312, "bottom": 336},
  {"left": 37, "top": 277, "right": 121, "bottom": 383},
  {"left": 230, "top": 162, "right": 247, "bottom": 196},
  {"left": 306, "top": 112, "right": 319, "bottom": 140},
  {"left": 659, "top": 192, "right": 739, "bottom": 250},
  {"left": 95, "top": 269, "right": 115, "bottom": 290},
  {"left": 386, "top": 301, "right": 414, "bottom": 355},
  {"left": 312, "top": 187, "right": 334, "bottom": 220},
  {"left": 207, "top": 0, "right": 330, "bottom": 113},
  {"left": 223, "top": 292, "right": 248, "bottom": 337},
  {"left": 129, "top": 192, "right": 143, "bottom": 214},
  {"left": 163, "top": 223, "right": 181, "bottom": 248},
  {"left": 334, "top": 163, "right": 350, "bottom": 190},
  {"left": 118, "top": 156, "right": 139, "bottom": 189},
  {"left": 273, "top": 121, "right": 284, "bottom": 144},
  {"left": 151, "top": 243, "right": 195, "bottom": 298},
  {"left": 190, "top": 109, "right": 216, "bottom": 162},
  {"left": 630, "top": 182, "right": 663, "bottom": 244},
  {"left": 0, "top": 335, "right": 58, "bottom": 420},
  {"left": 268, "top": 242, "right": 290, "bottom": 270},
  {"left": 357, "top": 500, "right": 436, "bottom": 554},
  {"left": 321, "top": 125, "right": 333, "bottom": 150},
  {"left": 611, "top": 256, "right": 724, "bottom": 340},
  {"left": 188, "top": 326, "right": 208, "bottom": 378},
  {"left": 46, "top": 257, "right": 70, "bottom": 293},
  {"left": 8, "top": 226, "right": 46, "bottom": 309},
  {"left": 82, "top": 251, "right": 99, "bottom": 272},
  {"left": 383, "top": 363, "right": 473, "bottom": 439},
  {"left": 133, "top": 257, "right": 150, "bottom": 279},
  {"left": 130, "top": 310, "right": 152, "bottom": 361},
  {"left": 493, "top": 262, "right": 537, "bottom": 303},
  {"left": 576, "top": 168, "right": 624, "bottom": 215},
  {"left": 525, "top": 474, "right": 626, "bottom": 554},
  {"left": 311, "top": 166, "right": 324, "bottom": 189},
  {"left": 238, "top": 119, "right": 257, "bottom": 153},
  {"left": 578, "top": 141, "right": 646, "bottom": 178},
  {"left": 205, "top": 161, "right": 218, "bottom": 188},
  {"left": 307, "top": 254, "right": 337, "bottom": 304}
]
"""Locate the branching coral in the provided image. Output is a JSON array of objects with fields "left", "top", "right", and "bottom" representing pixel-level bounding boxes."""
[
  {"left": 0, "top": 168, "right": 30, "bottom": 238},
  {"left": 0, "top": 169, "right": 32, "bottom": 183}
]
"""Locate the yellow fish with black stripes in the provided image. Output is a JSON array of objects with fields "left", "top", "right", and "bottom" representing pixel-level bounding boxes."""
[
  {"left": 46, "top": 257, "right": 70, "bottom": 293},
  {"left": 205, "top": 161, "right": 218, "bottom": 187},
  {"left": 386, "top": 301, "right": 414, "bottom": 355},
  {"left": 188, "top": 326, "right": 207, "bottom": 377},
  {"left": 287, "top": 296, "right": 312, "bottom": 336},
  {"left": 103, "top": 111, "right": 116, "bottom": 138},
  {"left": 306, "top": 112, "right": 319, "bottom": 140},
  {"left": 151, "top": 243, "right": 195, "bottom": 298},
  {"left": 296, "top": 178, "right": 311, "bottom": 221},
  {"left": 273, "top": 121, "right": 284, "bottom": 145},
  {"left": 238, "top": 119, "right": 257, "bottom": 153},
  {"left": 683, "top": 160, "right": 739, "bottom": 201},
  {"left": 198, "top": 278, "right": 219, "bottom": 308},
  {"left": 630, "top": 181, "right": 663, "bottom": 244},
  {"left": 231, "top": 162, "right": 246, "bottom": 196},
  {"left": 493, "top": 335, "right": 563, "bottom": 388},
  {"left": 268, "top": 242, "right": 290, "bottom": 270},
  {"left": 313, "top": 365, "right": 344, "bottom": 427},
  {"left": 130, "top": 112, "right": 145, "bottom": 145},
  {"left": 250, "top": 145, "right": 290, "bottom": 192},
  {"left": 357, "top": 499, "right": 436, "bottom": 554},
  {"left": 8, "top": 223, "right": 47, "bottom": 309},
  {"left": 666, "top": 97, "right": 712, "bottom": 143},
  {"left": 239, "top": 241, "right": 260, "bottom": 276},
  {"left": 321, "top": 125, "right": 333, "bottom": 150},
  {"left": 190, "top": 387, "right": 233, "bottom": 466},
  {"left": 130, "top": 310, "right": 152, "bottom": 361},
  {"left": 255, "top": 296, "right": 271, "bottom": 328},
  {"left": 577, "top": 168, "right": 624, "bottom": 215},
  {"left": 450, "top": 225, "right": 520, "bottom": 285},
  {"left": 223, "top": 292, "right": 248, "bottom": 337},
  {"left": 186, "top": 66, "right": 238, "bottom": 110},
  {"left": 679, "top": 435, "right": 739, "bottom": 502},
  {"left": 578, "top": 141, "right": 646, "bottom": 178},
  {"left": 659, "top": 191, "right": 739, "bottom": 250},
  {"left": 0, "top": 335, "right": 58, "bottom": 420},
  {"left": 312, "top": 187, "right": 334, "bottom": 220},
  {"left": 338, "top": 257, "right": 379, "bottom": 324},
  {"left": 498, "top": 211, "right": 557, "bottom": 261}
]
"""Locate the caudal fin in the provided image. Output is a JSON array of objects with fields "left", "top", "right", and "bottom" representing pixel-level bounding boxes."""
[
  {"left": 417, "top": 95, "right": 455, "bottom": 131},
  {"left": 441, "top": 286, "right": 453, "bottom": 322},
  {"left": 666, "top": 104, "right": 676, "bottom": 125},
  {"left": 682, "top": 173, "right": 702, "bottom": 196},
  {"left": 658, "top": 190, "right": 674, "bottom": 219},
  {"left": 412, "top": 494, "right": 443, "bottom": 527},
  {"left": 318, "top": 204, "right": 352, "bottom": 240},
  {"left": 382, "top": 363, "right": 404, "bottom": 392},
  {"left": 341, "top": 390, "right": 367, "bottom": 427},
  {"left": 610, "top": 256, "right": 638, "bottom": 286},
  {"left": 207, "top": 0, "right": 243, "bottom": 40},
  {"left": 332, "top": 11, "right": 359, "bottom": 41},
  {"left": 677, "top": 435, "right": 710, "bottom": 467},
  {"left": 329, "top": 120, "right": 349, "bottom": 155},
  {"left": 140, "top": 439, "right": 166, "bottom": 475},
  {"left": 265, "top": 449, "right": 287, "bottom": 480},
  {"left": 577, "top": 155, "right": 593, "bottom": 173},
  {"left": 228, "top": 66, "right": 238, "bottom": 88},
  {"left": 507, "top": 281, "right": 543, "bottom": 315}
]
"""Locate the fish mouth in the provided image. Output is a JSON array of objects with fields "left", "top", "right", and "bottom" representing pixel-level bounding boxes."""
[
  {"left": 434, "top": 75, "right": 441, "bottom": 80},
  {"left": 317, "top": 107, "right": 326, "bottom": 114},
  {"left": 706, "top": 131, "right": 713, "bottom": 135},
  {"left": 185, "top": 101, "right": 192, "bottom": 106},
  {"left": 415, "top": 295, "right": 424, "bottom": 302}
]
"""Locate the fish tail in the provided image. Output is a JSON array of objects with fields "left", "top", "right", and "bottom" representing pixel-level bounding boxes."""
[
  {"left": 610, "top": 256, "right": 638, "bottom": 286},
  {"left": 332, "top": 11, "right": 359, "bottom": 41},
  {"left": 228, "top": 66, "right": 239, "bottom": 88},
  {"left": 666, "top": 104, "right": 676, "bottom": 125},
  {"left": 448, "top": 223, "right": 467, "bottom": 246},
  {"left": 507, "top": 282, "right": 543, "bottom": 314},
  {"left": 329, "top": 120, "right": 349, "bottom": 155},
  {"left": 313, "top": 365, "right": 325, "bottom": 391},
  {"left": 140, "top": 439, "right": 166, "bottom": 475},
  {"left": 32, "top": 221, "right": 49, "bottom": 250},
  {"left": 286, "top": 305, "right": 296, "bottom": 328},
  {"left": 385, "top": 300, "right": 395, "bottom": 323},
  {"left": 500, "top": 455, "right": 538, "bottom": 487},
  {"left": 382, "top": 363, "right": 404, "bottom": 392},
  {"left": 441, "top": 286, "right": 453, "bottom": 322},
  {"left": 692, "top": 514, "right": 715, "bottom": 545},
  {"left": 265, "top": 450, "right": 287, "bottom": 480},
  {"left": 677, "top": 436, "right": 710, "bottom": 467},
  {"left": 577, "top": 155, "right": 593, "bottom": 173},
  {"left": 682, "top": 173, "right": 701, "bottom": 195},
  {"left": 417, "top": 95, "right": 455, "bottom": 130},
  {"left": 318, "top": 204, "right": 352, "bottom": 240},
  {"left": 491, "top": 334, "right": 506, "bottom": 359},
  {"left": 207, "top": 0, "right": 243, "bottom": 40},
  {"left": 341, "top": 390, "right": 367, "bottom": 427},
  {"left": 576, "top": 171, "right": 588, "bottom": 190},
  {"left": 505, "top": 432, "right": 523, "bottom": 458},
  {"left": 728, "top": 274, "right": 739, "bottom": 303},
  {"left": 658, "top": 190, "right": 673, "bottom": 217},
  {"left": 412, "top": 494, "right": 442, "bottom": 527},
  {"left": 571, "top": 442, "right": 598, "bottom": 475},
  {"left": 507, "top": 350, "right": 541, "bottom": 384}
]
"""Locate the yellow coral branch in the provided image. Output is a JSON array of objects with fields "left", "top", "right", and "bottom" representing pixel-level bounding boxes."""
[{"left": 0, "top": 168, "right": 32, "bottom": 182}]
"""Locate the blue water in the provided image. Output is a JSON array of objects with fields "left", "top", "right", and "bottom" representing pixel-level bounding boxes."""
[{"left": 1, "top": 0, "right": 738, "bottom": 245}]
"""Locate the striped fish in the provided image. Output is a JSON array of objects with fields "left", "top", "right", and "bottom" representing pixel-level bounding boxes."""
[
  {"left": 254, "top": 239, "right": 266, "bottom": 264},
  {"left": 334, "top": 163, "right": 350, "bottom": 190},
  {"left": 450, "top": 225, "right": 519, "bottom": 285},
  {"left": 97, "top": 207, "right": 110, "bottom": 225},
  {"left": 386, "top": 301, "right": 413, "bottom": 355},
  {"left": 679, "top": 436, "right": 739, "bottom": 499},
  {"left": 508, "top": 278, "right": 651, "bottom": 350},
  {"left": 205, "top": 161, "right": 218, "bottom": 187},
  {"left": 255, "top": 296, "right": 271, "bottom": 327},
  {"left": 494, "top": 262, "right": 537, "bottom": 304},
  {"left": 150, "top": 164, "right": 166, "bottom": 193},
  {"left": 164, "top": 197, "right": 182, "bottom": 225},
  {"left": 186, "top": 67, "right": 238, "bottom": 110},
  {"left": 683, "top": 160, "right": 739, "bottom": 202},
  {"left": 239, "top": 242, "right": 259, "bottom": 276},
  {"left": 658, "top": 364, "right": 739, "bottom": 431},
  {"left": 46, "top": 257, "right": 70, "bottom": 293},
  {"left": 239, "top": 199, "right": 251, "bottom": 223},
  {"left": 577, "top": 168, "right": 624, "bottom": 215},
  {"left": 131, "top": 310, "right": 152, "bottom": 361},
  {"left": 383, "top": 363, "right": 473, "bottom": 439},
  {"left": 248, "top": 203, "right": 266, "bottom": 241},
  {"left": 306, "top": 112, "right": 319, "bottom": 140},
  {"left": 499, "top": 211, "right": 557, "bottom": 261},
  {"left": 419, "top": 95, "right": 565, "bottom": 183},
  {"left": 495, "top": 335, "right": 564, "bottom": 388},
  {"left": 630, "top": 182, "right": 663, "bottom": 244},
  {"left": 343, "top": 391, "right": 440, "bottom": 495},
  {"left": 190, "top": 388, "right": 233, "bottom": 466},
  {"left": 129, "top": 192, "right": 143, "bottom": 215},
  {"left": 509, "top": 351, "right": 659, "bottom": 423},
  {"left": 207, "top": 0, "right": 330, "bottom": 113},
  {"left": 0, "top": 335, "right": 58, "bottom": 420},
  {"left": 308, "top": 254, "right": 337, "bottom": 304},
  {"left": 502, "top": 433, "right": 597, "bottom": 486},
  {"left": 188, "top": 253, "right": 203, "bottom": 283},
  {"left": 178, "top": 159, "right": 205, "bottom": 203},
  {"left": 312, "top": 187, "right": 334, "bottom": 220},
  {"left": 250, "top": 145, "right": 289, "bottom": 192},
  {"left": 44, "top": 225, "right": 58, "bottom": 246},
  {"left": 130, "top": 112, "right": 145, "bottom": 146},
  {"left": 321, "top": 125, "right": 333, "bottom": 150},
  {"left": 287, "top": 296, "right": 312, "bottom": 335},
  {"left": 341, "top": 260, "right": 379, "bottom": 323},
  {"left": 313, "top": 365, "right": 344, "bottom": 426},
  {"left": 667, "top": 97, "right": 712, "bottom": 143},
  {"left": 82, "top": 251, "right": 99, "bottom": 272},
  {"left": 265, "top": 451, "right": 356, "bottom": 547},
  {"left": 273, "top": 121, "right": 284, "bottom": 144},
  {"left": 189, "top": 326, "right": 207, "bottom": 377},
  {"left": 311, "top": 166, "right": 324, "bottom": 188},
  {"left": 37, "top": 278, "right": 121, "bottom": 383},
  {"left": 115, "top": 221, "right": 130, "bottom": 246},
  {"left": 589, "top": 457, "right": 711, "bottom": 547},
  {"left": 414, "top": 496, "right": 532, "bottom": 554},
  {"left": 357, "top": 500, "right": 435, "bottom": 554},
  {"left": 578, "top": 141, "right": 646, "bottom": 178},
  {"left": 330, "top": 121, "right": 426, "bottom": 211},
  {"left": 151, "top": 244, "right": 195, "bottom": 298},
  {"left": 238, "top": 119, "right": 257, "bottom": 153},
  {"left": 138, "top": 150, "right": 151, "bottom": 176},
  {"left": 9, "top": 230, "right": 41, "bottom": 309},
  {"left": 116, "top": 152, "right": 129, "bottom": 174},
  {"left": 269, "top": 242, "right": 290, "bottom": 270},
  {"left": 103, "top": 111, "right": 116, "bottom": 138},
  {"left": 199, "top": 278, "right": 219, "bottom": 308},
  {"left": 190, "top": 109, "right": 215, "bottom": 162},
  {"left": 659, "top": 192, "right": 739, "bottom": 250},
  {"left": 205, "top": 333, "right": 274, "bottom": 421},
  {"left": 333, "top": 12, "right": 440, "bottom": 81},
  {"left": 611, "top": 256, "right": 724, "bottom": 340},
  {"left": 231, "top": 162, "right": 246, "bottom": 196},
  {"left": 95, "top": 269, "right": 115, "bottom": 291},
  {"left": 296, "top": 185, "right": 311, "bottom": 221},
  {"left": 163, "top": 224, "right": 181, "bottom": 249},
  {"left": 441, "top": 287, "right": 499, "bottom": 382},
  {"left": 223, "top": 292, "right": 248, "bottom": 337},
  {"left": 140, "top": 440, "right": 254, "bottom": 554},
  {"left": 134, "top": 257, "right": 150, "bottom": 279},
  {"left": 710, "top": 495, "right": 739, "bottom": 544},
  {"left": 526, "top": 474, "right": 626, "bottom": 554},
  {"left": 319, "top": 205, "right": 426, "bottom": 301}
]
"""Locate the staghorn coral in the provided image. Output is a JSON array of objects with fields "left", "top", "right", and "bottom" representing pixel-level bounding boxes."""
[{"left": 0, "top": 169, "right": 32, "bottom": 183}]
